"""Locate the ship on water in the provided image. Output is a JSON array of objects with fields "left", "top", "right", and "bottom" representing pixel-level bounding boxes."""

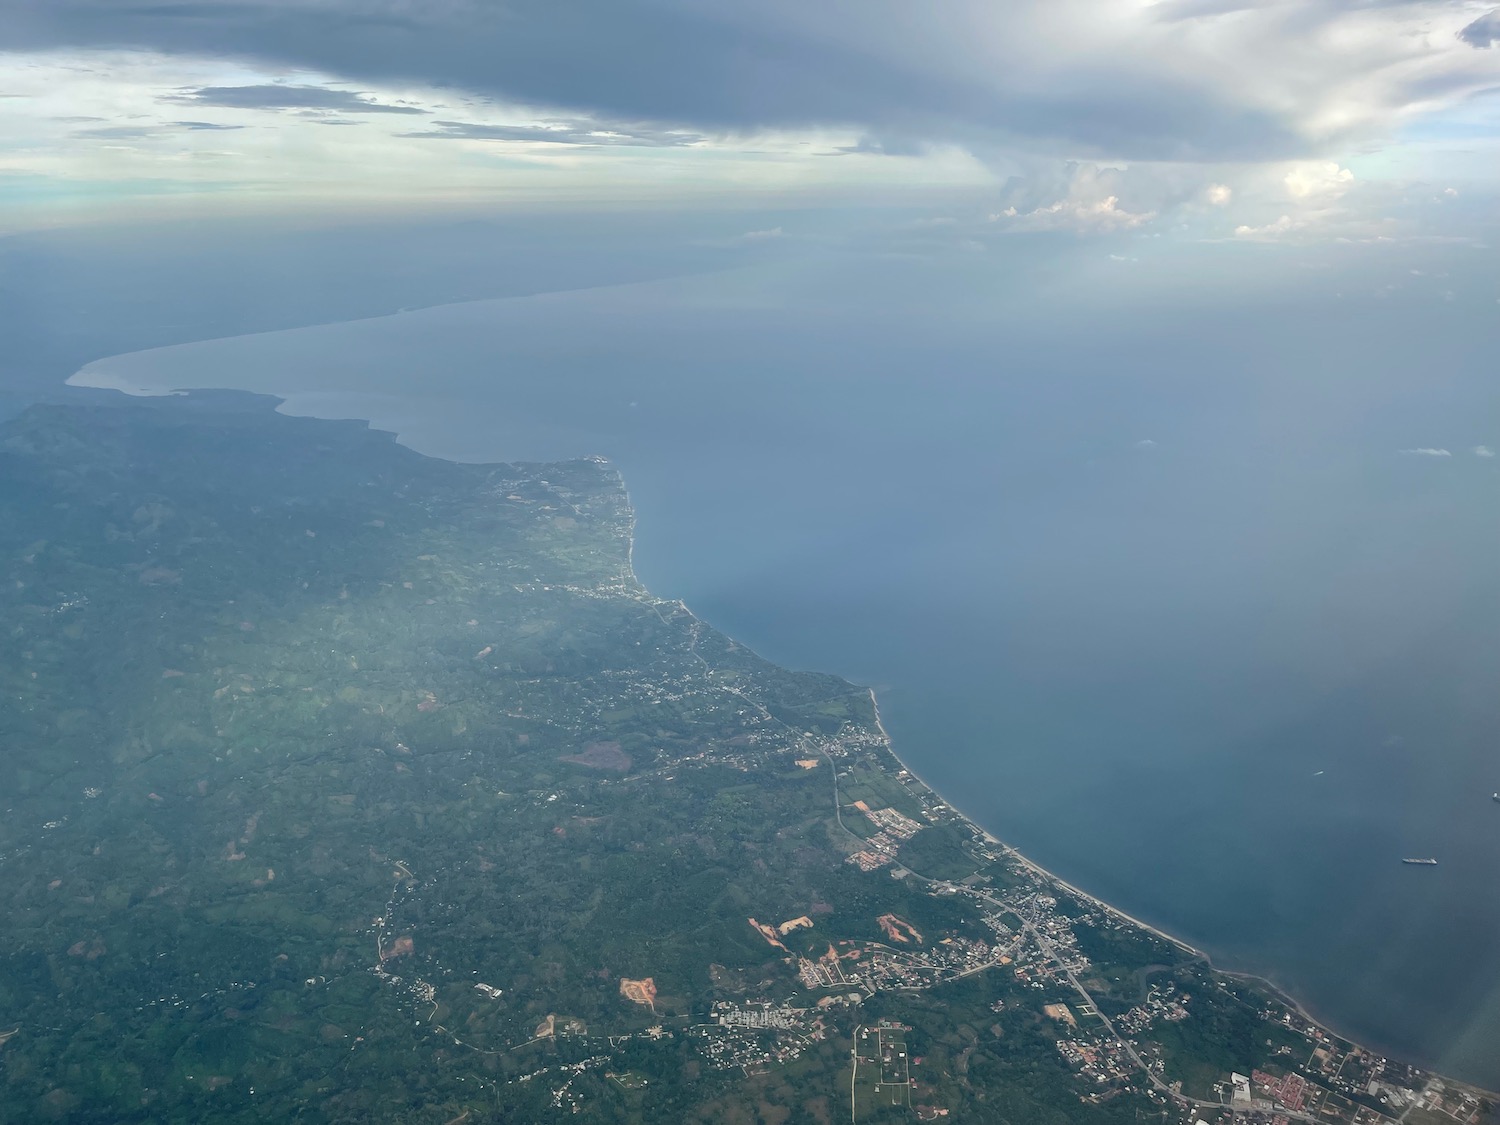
[{"left": 1402, "top": 858, "right": 1438, "bottom": 866}]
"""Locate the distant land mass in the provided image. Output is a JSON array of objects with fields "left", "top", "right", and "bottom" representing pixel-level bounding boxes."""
[{"left": 0, "top": 393, "right": 1491, "bottom": 1125}]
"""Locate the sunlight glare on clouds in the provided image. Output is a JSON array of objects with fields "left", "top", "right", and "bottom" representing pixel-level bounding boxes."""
[
  {"left": 1234, "top": 214, "right": 1300, "bottom": 241},
  {"left": 1284, "top": 163, "right": 1354, "bottom": 200},
  {"left": 1, "top": 0, "right": 1499, "bottom": 235}
]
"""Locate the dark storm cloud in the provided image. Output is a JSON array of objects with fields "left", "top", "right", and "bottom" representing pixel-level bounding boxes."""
[
  {"left": 1460, "top": 10, "right": 1500, "bottom": 47},
  {"left": 166, "top": 84, "right": 427, "bottom": 114},
  {"left": 0, "top": 0, "right": 1315, "bottom": 160},
  {"left": 404, "top": 119, "right": 705, "bottom": 147}
]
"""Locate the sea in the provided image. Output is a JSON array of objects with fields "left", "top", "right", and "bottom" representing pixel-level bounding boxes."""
[{"left": 66, "top": 239, "right": 1500, "bottom": 1088}]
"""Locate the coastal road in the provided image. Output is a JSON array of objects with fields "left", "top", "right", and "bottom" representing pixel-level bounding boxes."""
[
  {"left": 805, "top": 711, "right": 1444, "bottom": 1125},
  {"left": 1021, "top": 909, "right": 1326, "bottom": 1125}
]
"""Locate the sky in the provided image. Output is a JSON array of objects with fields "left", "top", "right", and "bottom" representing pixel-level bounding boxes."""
[{"left": 2, "top": 0, "right": 1500, "bottom": 239}]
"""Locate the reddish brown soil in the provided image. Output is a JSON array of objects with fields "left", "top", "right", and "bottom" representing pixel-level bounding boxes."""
[
  {"left": 381, "top": 936, "right": 415, "bottom": 962},
  {"left": 619, "top": 977, "right": 657, "bottom": 1009}
]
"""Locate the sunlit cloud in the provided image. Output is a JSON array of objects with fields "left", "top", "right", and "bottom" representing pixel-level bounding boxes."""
[
  {"left": 2, "top": 0, "right": 1500, "bottom": 234},
  {"left": 1005, "top": 194, "right": 1157, "bottom": 233},
  {"left": 1285, "top": 163, "right": 1354, "bottom": 201},
  {"left": 1235, "top": 215, "right": 1302, "bottom": 241}
]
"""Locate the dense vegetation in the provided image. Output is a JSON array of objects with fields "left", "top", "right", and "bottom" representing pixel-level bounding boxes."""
[
  {"left": 0, "top": 396, "right": 1134, "bottom": 1122},
  {"left": 1, "top": 395, "right": 1451, "bottom": 1125}
]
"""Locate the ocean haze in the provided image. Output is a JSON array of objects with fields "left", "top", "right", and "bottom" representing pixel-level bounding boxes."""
[{"left": 70, "top": 235, "right": 1500, "bottom": 1085}]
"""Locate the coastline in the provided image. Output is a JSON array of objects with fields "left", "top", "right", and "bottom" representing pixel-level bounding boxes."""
[
  {"left": 617, "top": 482, "right": 1213, "bottom": 972},
  {"left": 62, "top": 383, "right": 1499, "bottom": 1100},
  {"left": 863, "top": 687, "right": 1202, "bottom": 958},
  {"left": 861, "top": 687, "right": 1500, "bottom": 1100},
  {"left": 605, "top": 485, "right": 1500, "bottom": 1104}
]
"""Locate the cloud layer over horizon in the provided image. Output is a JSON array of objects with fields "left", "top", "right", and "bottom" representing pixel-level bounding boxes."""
[
  {"left": 6, "top": 0, "right": 1500, "bottom": 158},
  {"left": 2, "top": 0, "right": 1500, "bottom": 233}
]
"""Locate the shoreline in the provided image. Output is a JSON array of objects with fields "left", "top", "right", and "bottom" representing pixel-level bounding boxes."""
[
  {"left": 861, "top": 688, "right": 1500, "bottom": 1101},
  {"left": 863, "top": 688, "right": 1203, "bottom": 959},
  {"left": 62, "top": 384, "right": 1498, "bottom": 1100},
  {"left": 610, "top": 489, "right": 1499, "bottom": 1103}
]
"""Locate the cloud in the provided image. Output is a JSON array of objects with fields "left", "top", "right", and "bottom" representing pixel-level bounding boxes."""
[
  {"left": 5, "top": 0, "right": 1500, "bottom": 163},
  {"left": 1019, "top": 195, "right": 1156, "bottom": 232},
  {"left": 73, "top": 124, "right": 159, "bottom": 139},
  {"left": 1459, "top": 10, "right": 1500, "bottom": 48},
  {"left": 74, "top": 117, "right": 248, "bottom": 138},
  {"left": 5, "top": 6, "right": 1500, "bottom": 229},
  {"left": 990, "top": 163, "right": 1160, "bottom": 233},
  {"left": 1397, "top": 447, "right": 1452, "bottom": 456},
  {"left": 167, "top": 84, "right": 427, "bottom": 115},
  {"left": 1234, "top": 214, "right": 1301, "bottom": 241},
  {"left": 401, "top": 118, "right": 704, "bottom": 147},
  {"left": 1136, "top": 438, "right": 1158, "bottom": 448},
  {"left": 0, "top": 50, "right": 1000, "bottom": 216},
  {"left": 1475, "top": 445, "right": 1496, "bottom": 458},
  {"left": 832, "top": 135, "right": 932, "bottom": 158},
  {"left": 1284, "top": 162, "right": 1353, "bottom": 201},
  {"left": 696, "top": 226, "right": 792, "bottom": 249}
]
